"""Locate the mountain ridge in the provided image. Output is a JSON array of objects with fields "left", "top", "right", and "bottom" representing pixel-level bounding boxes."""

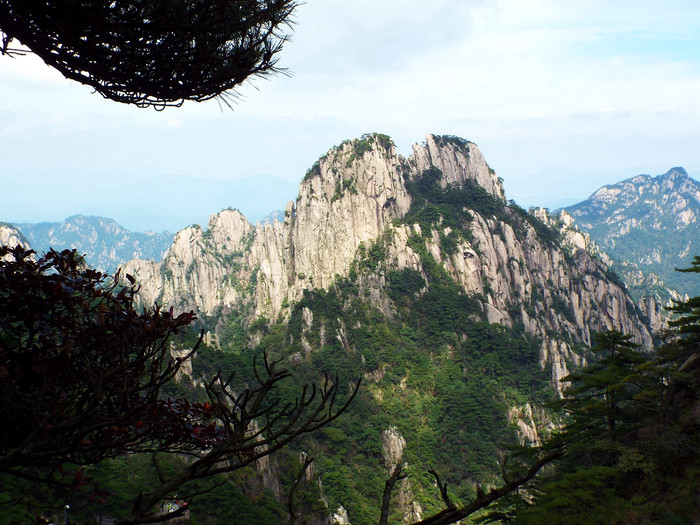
[
  {"left": 1, "top": 133, "right": 668, "bottom": 523},
  {"left": 564, "top": 166, "right": 700, "bottom": 301},
  {"left": 117, "top": 132, "right": 656, "bottom": 521},
  {"left": 125, "top": 133, "right": 652, "bottom": 392},
  {"left": 13, "top": 215, "right": 174, "bottom": 274}
]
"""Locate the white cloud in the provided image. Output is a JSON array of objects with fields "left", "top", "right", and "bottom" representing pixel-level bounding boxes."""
[
  {"left": 1, "top": 0, "right": 699, "bottom": 228},
  {"left": 237, "top": 0, "right": 700, "bottom": 136}
]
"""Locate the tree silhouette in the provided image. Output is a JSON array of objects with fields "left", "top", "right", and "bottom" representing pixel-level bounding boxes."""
[
  {"left": 0, "top": 0, "right": 298, "bottom": 108},
  {"left": 0, "top": 246, "right": 358, "bottom": 523},
  {"left": 668, "top": 255, "right": 700, "bottom": 356}
]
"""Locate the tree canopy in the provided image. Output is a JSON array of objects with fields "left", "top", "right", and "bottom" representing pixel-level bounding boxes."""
[
  {"left": 0, "top": 0, "right": 299, "bottom": 108},
  {"left": 494, "top": 264, "right": 700, "bottom": 524},
  {"left": 0, "top": 246, "right": 200, "bottom": 477}
]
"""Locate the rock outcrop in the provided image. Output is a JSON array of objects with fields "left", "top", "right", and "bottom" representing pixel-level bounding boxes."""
[
  {"left": 508, "top": 403, "right": 555, "bottom": 446},
  {"left": 411, "top": 134, "right": 504, "bottom": 199},
  {"left": 379, "top": 427, "right": 422, "bottom": 524},
  {"left": 124, "top": 212, "right": 254, "bottom": 315},
  {"left": 380, "top": 427, "right": 406, "bottom": 471},
  {"left": 125, "top": 133, "right": 653, "bottom": 391},
  {"left": 564, "top": 167, "right": 700, "bottom": 303},
  {"left": 0, "top": 224, "right": 29, "bottom": 254}
]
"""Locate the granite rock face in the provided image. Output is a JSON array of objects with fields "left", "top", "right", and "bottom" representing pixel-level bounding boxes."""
[
  {"left": 411, "top": 134, "right": 504, "bottom": 199},
  {"left": 565, "top": 167, "right": 700, "bottom": 303},
  {"left": 0, "top": 224, "right": 29, "bottom": 253},
  {"left": 124, "top": 133, "right": 653, "bottom": 391},
  {"left": 127, "top": 134, "right": 507, "bottom": 318},
  {"left": 380, "top": 427, "right": 406, "bottom": 471}
]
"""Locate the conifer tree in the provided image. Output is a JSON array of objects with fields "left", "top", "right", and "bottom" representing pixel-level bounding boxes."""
[{"left": 0, "top": 0, "right": 298, "bottom": 108}]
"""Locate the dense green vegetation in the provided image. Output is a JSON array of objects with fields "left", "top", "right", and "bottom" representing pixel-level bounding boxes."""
[
  {"left": 243, "top": 273, "right": 551, "bottom": 522},
  {"left": 25, "top": 453, "right": 287, "bottom": 524},
  {"left": 482, "top": 261, "right": 700, "bottom": 524}
]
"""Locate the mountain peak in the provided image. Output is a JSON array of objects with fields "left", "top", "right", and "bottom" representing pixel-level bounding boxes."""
[
  {"left": 564, "top": 168, "right": 700, "bottom": 298},
  {"left": 413, "top": 134, "right": 505, "bottom": 199},
  {"left": 664, "top": 166, "right": 688, "bottom": 178},
  {"left": 303, "top": 133, "right": 505, "bottom": 202}
]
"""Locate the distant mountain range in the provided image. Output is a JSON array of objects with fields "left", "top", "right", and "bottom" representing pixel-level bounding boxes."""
[
  {"left": 9, "top": 211, "right": 291, "bottom": 275},
  {"left": 14, "top": 215, "right": 174, "bottom": 274},
  {"left": 8, "top": 168, "right": 698, "bottom": 304},
  {"left": 564, "top": 167, "right": 700, "bottom": 300}
]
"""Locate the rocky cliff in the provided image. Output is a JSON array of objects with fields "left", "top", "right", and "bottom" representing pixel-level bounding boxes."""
[
  {"left": 125, "top": 133, "right": 652, "bottom": 392},
  {"left": 0, "top": 223, "right": 29, "bottom": 252},
  {"left": 564, "top": 167, "right": 700, "bottom": 303}
]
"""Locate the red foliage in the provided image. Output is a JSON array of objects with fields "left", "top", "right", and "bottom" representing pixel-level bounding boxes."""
[{"left": 0, "top": 245, "right": 200, "bottom": 475}]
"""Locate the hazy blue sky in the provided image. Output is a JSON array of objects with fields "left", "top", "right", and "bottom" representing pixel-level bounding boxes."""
[{"left": 2, "top": 0, "right": 699, "bottom": 232}]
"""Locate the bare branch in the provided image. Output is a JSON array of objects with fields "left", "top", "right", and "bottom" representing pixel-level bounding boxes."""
[
  {"left": 428, "top": 469, "right": 455, "bottom": 512},
  {"left": 379, "top": 463, "right": 407, "bottom": 525},
  {"left": 113, "top": 370, "right": 361, "bottom": 524},
  {"left": 410, "top": 449, "right": 564, "bottom": 525},
  {"left": 288, "top": 454, "right": 315, "bottom": 525}
]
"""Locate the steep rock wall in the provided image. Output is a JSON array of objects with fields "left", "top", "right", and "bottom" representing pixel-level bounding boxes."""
[
  {"left": 124, "top": 133, "right": 652, "bottom": 389},
  {"left": 124, "top": 210, "right": 254, "bottom": 316},
  {"left": 411, "top": 134, "right": 504, "bottom": 199},
  {"left": 0, "top": 224, "right": 29, "bottom": 252}
]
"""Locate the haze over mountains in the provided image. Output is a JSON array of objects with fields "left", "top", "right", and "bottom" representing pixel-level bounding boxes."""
[
  {"left": 4, "top": 171, "right": 300, "bottom": 234},
  {"left": 7, "top": 146, "right": 698, "bottom": 305}
]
